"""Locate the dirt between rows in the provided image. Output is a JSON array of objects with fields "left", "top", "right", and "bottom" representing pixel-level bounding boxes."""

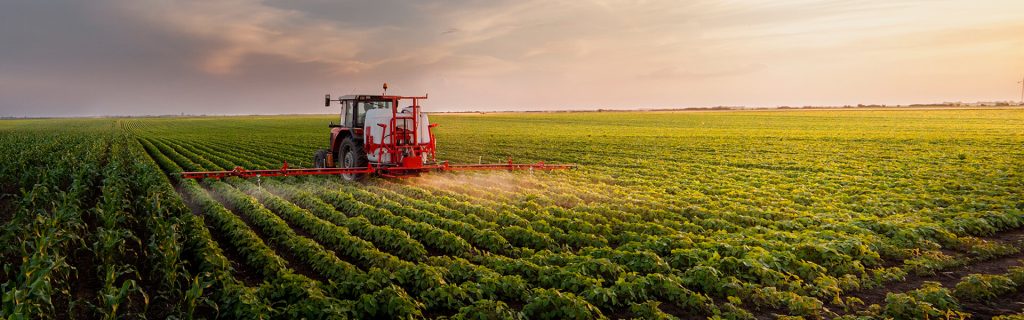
[
  {"left": 840, "top": 227, "right": 1024, "bottom": 318},
  {"left": 204, "top": 183, "right": 329, "bottom": 284},
  {"left": 197, "top": 212, "right": 265, "bottom": 287}
]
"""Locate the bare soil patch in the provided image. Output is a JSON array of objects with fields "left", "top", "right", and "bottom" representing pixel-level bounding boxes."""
[{"left": 841, "top": 227, "right": 1024, "bottom": 316}]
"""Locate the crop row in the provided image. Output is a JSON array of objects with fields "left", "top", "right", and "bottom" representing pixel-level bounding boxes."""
[
  {"left": 138, "top": 136, "right": 897, "bottom": 317},
  {"left": 138, "top": 136, "right": 735, "bottom": 317},
  {"left": 1, "top": 122, "right": 221, "bottom": 319},
  {"left": 116, "top": 111, "right": 1024, "bottom": 318}
]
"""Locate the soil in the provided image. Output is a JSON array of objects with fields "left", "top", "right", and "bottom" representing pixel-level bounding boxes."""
[
  {"left": 425, "top": 245, "right": 447, "bottom": 258},
  {"left": 422, "top": 308, "right": 458, "bottom": 319},
  {"left": 854, "top": 252, "right": 1024, "bottom": 310},
  {"left": 62, "top": 141, "right": 111, "bottom": 319},
  {"left": 838, "top": 227, "right": 1024, "bottom": 317},
  {"left": 963, "top": 288, "right": 1024, "bottom": 318},
  {"left": 241, "top": 187, "right": 381, "bottom": 273},
  {"left": 658, "top": 301, "right": 707, "bottom": 320},
  {"left": 297, "top": 187, "right": 450, "bottom": 259},
  {"left": 175, "top": 184, "right": 203, "bottom": 216},
  {"left": 199, "top": 212, "right": 264, "bottom": 287},
  {"left": 66, "top": 244, "right": 100, "bottom": 319},
  {"left": 0, "top": 192, "right": 18, "bottom": 285},
  {"left": 206, "top": 184, "right": 329, "bottom": 284},
  {"left": 604, "top": 306, "right": 638, "bottom": 319},
  {"left": 0, "top": 192, "right": 14, "bottom": 227}
]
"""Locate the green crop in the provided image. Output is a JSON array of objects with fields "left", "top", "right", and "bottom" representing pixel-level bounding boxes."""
[
  {"left": 953, "top": 274, "right": 1017, "bottom": 303},
  {"left": 2, "top": 108, "right": 1022, "bottom": 318}
]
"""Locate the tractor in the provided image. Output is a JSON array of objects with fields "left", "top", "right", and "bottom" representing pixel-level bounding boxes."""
[
  {"left": 315, "top": 84, "right": 435, "bottom": 180},
  {"left": 179, "top": 84, "right": 574, "bottom": 180}
]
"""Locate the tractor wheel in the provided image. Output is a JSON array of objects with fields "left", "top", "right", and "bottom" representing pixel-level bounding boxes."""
[
  {"left": 313, "top": 149, "right": 328, "bottom": 168},
  {"left": 340, "top": 138, "right": 368, "bottom": 181}
]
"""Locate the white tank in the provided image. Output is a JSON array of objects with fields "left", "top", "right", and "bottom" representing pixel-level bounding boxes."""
[{"left": 364, "top": 107, "right": 430, "bottom": 164}]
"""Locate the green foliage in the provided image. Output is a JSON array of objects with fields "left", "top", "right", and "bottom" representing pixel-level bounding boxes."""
[
  {"left": 629, "top": 300, "right": 677, "bottom": 320},
  {"left": 3, "top": 108, "right": 1023, "bottom": 319},
  {"left": 883, "top": 282, "right": 961, "bottom": 319},
  {"left": 451, "top": 300, "right": 523, "bottom": 320},
  {"left": 521, "top": 288, "right": 605, "bottom": 320},
  {"left": 953, "top": 274, "right": 1017, "bottom": 303}
]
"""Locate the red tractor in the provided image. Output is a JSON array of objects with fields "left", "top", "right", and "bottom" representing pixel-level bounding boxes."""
[
  {"left": 315, "top": 89, "right": 436, "bottom": 180},
  {"left": 180, "top": 84, "right": 573, "bottom": 180}
]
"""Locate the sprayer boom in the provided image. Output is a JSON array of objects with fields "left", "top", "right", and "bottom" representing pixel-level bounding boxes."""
[
  {"left": 178, "top": 85, "right": 576, "bottom": 181},
  {"left": 179, "top": 159, "right": 575, "bottom": 180}
]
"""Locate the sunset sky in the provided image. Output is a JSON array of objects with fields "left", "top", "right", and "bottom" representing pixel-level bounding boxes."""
[{"left": 1, "top": 0, "right": 1023, "bottom": 116}]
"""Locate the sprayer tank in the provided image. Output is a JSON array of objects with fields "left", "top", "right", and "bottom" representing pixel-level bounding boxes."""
[{"left": 364, "top": 107, "right": 430, "bottom": 164}]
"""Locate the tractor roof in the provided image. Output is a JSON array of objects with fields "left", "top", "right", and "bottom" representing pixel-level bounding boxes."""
[{"left": 339, "top": 95, "right": 385, "bottom": 100}]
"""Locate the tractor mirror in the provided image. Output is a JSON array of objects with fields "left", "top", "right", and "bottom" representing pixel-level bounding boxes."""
[{"left": 325, "top": 94, "right": 331, "bottom": 107}]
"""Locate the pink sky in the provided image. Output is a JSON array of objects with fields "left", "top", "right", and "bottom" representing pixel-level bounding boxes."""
[{"left": 1, "top": 0, "right": 1022, "bottom": 116}]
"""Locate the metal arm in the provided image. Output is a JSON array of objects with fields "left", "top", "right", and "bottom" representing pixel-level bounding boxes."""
[{"left": 178, "top": 159, "right": 575, "bottom": 180}]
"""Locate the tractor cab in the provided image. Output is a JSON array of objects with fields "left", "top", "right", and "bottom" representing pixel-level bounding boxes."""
[
  {"left": 330, "top": 95, "right": 393, "bottom": 131},
  {"left": 317, "top": 87, "right": 436, "bottom": 180}
]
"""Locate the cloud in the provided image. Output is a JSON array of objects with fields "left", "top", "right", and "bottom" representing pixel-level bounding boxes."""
[
  {"left": 0, "top": 0, "right": 1022, "bottom": 116},
  {"left": 112, "top": 0, "right": 380, "bottom": 75}
]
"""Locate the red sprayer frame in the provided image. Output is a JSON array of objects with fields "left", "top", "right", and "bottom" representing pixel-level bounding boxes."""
[
  {"left": 363, "top": 94, "right": 435, "bottom": 167},
  {"left": 178, "top": 87, "right": 576, "bottom": 180},
  {"left": 178, "top": 158, "right": 575, "bottom": 180}
]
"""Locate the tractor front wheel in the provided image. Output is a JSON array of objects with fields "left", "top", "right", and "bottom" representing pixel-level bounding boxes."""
[
  {"left": 313, "top": 149, "right": 328, "bottom": 168},
  {"left": 340, "top": 138, "right": 367, "bottom": 181}
]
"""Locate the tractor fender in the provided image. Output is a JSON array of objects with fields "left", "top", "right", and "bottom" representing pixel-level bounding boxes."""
[
  {"left": 329, "top": 127, "right": 351, "bottom": 157},
  {"left": 330, "top": 127, "right": 366, "bottom": 158}
]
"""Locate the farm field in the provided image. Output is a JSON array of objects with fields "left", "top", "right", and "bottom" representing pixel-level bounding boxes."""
[{"left": 2, "top": 108, "right": 1024, "bottom": 319}]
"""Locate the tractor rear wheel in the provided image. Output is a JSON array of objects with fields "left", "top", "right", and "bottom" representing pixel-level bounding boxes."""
[
  {"left": 313, "top": 149, "right": 328, "bottom": 168},
  {"left": 340, "top": 138, "right": 367, "bottom": 181}
]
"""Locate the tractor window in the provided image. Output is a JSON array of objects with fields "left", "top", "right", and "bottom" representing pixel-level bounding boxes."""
[
  {"left": 354, "top": 100, "right": 392, "bottom": 127},
  {"left": 341, "top": 101, "right": 354, "bottom": 127},
  {"left": 362, "top": 100, "right": 391, "bottom": 110}
]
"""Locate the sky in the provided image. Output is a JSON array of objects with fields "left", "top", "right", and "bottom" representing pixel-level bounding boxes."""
[{"left": 1, "top": 0, "right": 1023, "bottom": 117}]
